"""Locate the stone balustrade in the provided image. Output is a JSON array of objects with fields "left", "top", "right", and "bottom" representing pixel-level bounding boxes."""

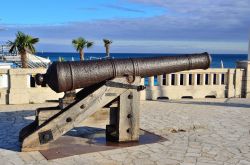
[
  {"left": 140, "top": 68, "right": 244, "bottom": 100},
  {"left": 1, "top": 60, "right": 250, "bottom": 104},
  {"left": 0, "top": 68, "right": 63, "bottom": 104}
]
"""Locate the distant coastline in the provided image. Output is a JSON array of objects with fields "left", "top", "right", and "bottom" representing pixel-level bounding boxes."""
[{"left": 37, "top": 52, "right": 247, "bottom": 68}]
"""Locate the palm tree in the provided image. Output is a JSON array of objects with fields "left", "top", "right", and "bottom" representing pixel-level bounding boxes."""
[
  {"left": 103, "top": 39, "right": 112, "bottom": 58},
  {"left": 72, "top": 37, "right": 93, "bottom": 61},
  {"left": 7, "top": 31, "right": 39, "bottom": 68}
]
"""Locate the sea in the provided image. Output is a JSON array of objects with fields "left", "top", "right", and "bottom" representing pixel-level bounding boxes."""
[{"left": 36, "top": 52, "right": 248, "bottom": 68}]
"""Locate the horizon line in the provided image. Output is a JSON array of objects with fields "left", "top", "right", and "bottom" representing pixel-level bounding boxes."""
[{"left": 36, "top": 52, "right": 248, "bottom": 55}]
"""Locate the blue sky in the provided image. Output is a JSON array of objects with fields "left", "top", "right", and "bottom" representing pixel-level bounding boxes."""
[
  {"left": 0, "top": 0, "right": 249, "bottom": 53},
  {"left": 0, "top": 0, "right": 164, "bottom": 24}
]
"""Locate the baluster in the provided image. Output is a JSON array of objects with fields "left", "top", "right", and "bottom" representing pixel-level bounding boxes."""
[
  {"left": 157, "top": 75, "right": 163, "bottom": 86},
  {"left": 216, "top": 73, "right": 222, "bottom": 85},
  {"left": 175, "top": 74, "right": 180, "bottom": 86},
  {"left": 167, "top": 74, "right": 172, "bottom": 86},
  {"left": 183, "top": 74, "right": 189, "bottom": 85},
  {"left": 223, "top": 73, "right": 227, "bottom": 84},
  {"left": 209, "top": 73, "right": 214, "bottom": 85},
  {"left": 192, "top": 74, "right": 197, "bottom": 86},
  {"left": 140, "top": 78, "right": 145, "bottom": 86},
  {"left": 149, "top": 76, "right": 154, "bottom": 87},
  {"left": 201, "top": 73, "right": 206, "bottom": 85}
]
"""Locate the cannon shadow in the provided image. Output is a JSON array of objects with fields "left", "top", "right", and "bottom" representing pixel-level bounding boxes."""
[{"left": 0, "top": 110, "right": 106, "bottom": 152}]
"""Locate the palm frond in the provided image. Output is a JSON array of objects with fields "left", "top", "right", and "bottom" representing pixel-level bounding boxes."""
[
  {"left": 27, "top": 44, "right": 36, "bottom": 54},
  {"left": 103, "top": 39, "right": 112, "bottom": 45},
  {"left": 86, "top": 41, "right": 93, "bottom": 48},
  {"left": 8, "top": 31, "right": 39, "bottom": 54},
  {"left": 29, "top": 37, "right": 39, "bottom": 44},
  {"left": 72, "top": 37, "right": 94, "bottom": 51},
  {"left": 7, "top": 40, "right": 16, "bottom": 53}
]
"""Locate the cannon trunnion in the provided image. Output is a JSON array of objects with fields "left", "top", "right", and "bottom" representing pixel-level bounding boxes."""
[{"left": 19, "top": 53, "right": 211, "bottom": 151}]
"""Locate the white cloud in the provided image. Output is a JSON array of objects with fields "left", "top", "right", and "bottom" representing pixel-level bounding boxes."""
[{"left": 35, "top": 39, "right": 247, "bottom": 54}]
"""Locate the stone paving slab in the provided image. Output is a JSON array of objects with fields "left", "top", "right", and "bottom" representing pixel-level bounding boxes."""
[{"left": 0, "top": 98, "right": 249, "bottom": 165}]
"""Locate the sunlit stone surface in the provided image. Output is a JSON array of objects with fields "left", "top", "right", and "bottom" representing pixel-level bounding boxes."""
[{"left": 0, "top": 98, "right": 250, "bottom": 165}]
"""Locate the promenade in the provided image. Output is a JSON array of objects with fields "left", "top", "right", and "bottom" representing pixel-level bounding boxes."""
[{"left": 0, "top": 98, "right": 250, "bottom": 165}]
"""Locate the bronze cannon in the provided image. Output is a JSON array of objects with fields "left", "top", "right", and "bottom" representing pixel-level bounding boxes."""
[{"left": 36, "top": 52, "right": 211, "bottom": 93}]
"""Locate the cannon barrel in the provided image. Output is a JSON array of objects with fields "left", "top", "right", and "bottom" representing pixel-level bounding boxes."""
[{"left": 36, "top": 52, "right": 211, "bottom": 93}]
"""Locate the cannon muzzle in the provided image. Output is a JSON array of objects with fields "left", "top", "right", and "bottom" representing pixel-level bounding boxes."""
[{"left": 36, "top": 52, "right": 211, "bottom": 93}]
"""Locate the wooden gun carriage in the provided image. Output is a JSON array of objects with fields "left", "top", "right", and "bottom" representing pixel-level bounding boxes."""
[{"left": 19, "top": 53, "right": 211, "bottom": 151}]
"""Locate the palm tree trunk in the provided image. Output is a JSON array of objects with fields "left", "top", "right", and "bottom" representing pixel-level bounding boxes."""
[
  {"left": 20, "top": 50, "right": 28, "bottom": 68},
  {"left": 106, "top": 45, "right": 110, "bottom": 57},
  {"left": 80, "top": 49, "right": 84, "bottom": 61}
]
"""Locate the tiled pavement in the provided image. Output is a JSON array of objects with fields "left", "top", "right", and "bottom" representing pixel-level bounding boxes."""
[{"left": 0, "top": 98, "right": 250, "bottom": 165}]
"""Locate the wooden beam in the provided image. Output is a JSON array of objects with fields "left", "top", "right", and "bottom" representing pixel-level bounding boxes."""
[{"left": 21, "top": 77, "right": 134, "bottom": 151}]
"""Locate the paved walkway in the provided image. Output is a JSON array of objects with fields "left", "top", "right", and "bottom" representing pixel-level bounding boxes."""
[{"left": 0, "top": 98, "right": 250, "bottom": 165}]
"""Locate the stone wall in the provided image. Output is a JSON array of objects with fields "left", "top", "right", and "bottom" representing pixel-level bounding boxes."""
[
  {"left": 237, "top": 61, "right": 250, "bottom": 98},
  {"left": 0, "top": 68, "right": 63, "bottom": 104},
  {"left": 0, "top": 65, "right": 248, "bottom": 104},
  {"left": 140, "top": 68, "right": 244, "bottom": 100}
]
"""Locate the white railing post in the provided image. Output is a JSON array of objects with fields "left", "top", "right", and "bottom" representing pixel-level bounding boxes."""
[
  {"left": 183, "top": 74, "right": 189, "bottom": 85},
  {"left": 148, "top": 76, "right": 157, "bottom": 100},
  {"left": 224, "top": 73, "right": 228, "bottom": 85},
  {"left": 227, "top": 69, "right": 235, "bottom": 97},
  {"left": 139, "top": 78, "right": 146, "bottom": 100},
  {"left": 235, "top": 69, "right": 243, "bottom": 97},
  {"left": 209, "top": 73, "right": 214, "bottom": 85},
  {"left": 157, "top": 75, "right": 163, "bottom": 86},
  {"left": 140, "top": 78, "right": 145, "bottom": 86},
  {"left": 167, "top": 74, "right": 172, "bottom": 86},
  {"left": 175, "top": 74, "right": 180, "bottom": 86},
  {"left": 216, "top": 73, "right": 222, "bottom": 85},
  {"left": 192, "top": 74, "right": 197, "bottom": 85},
  {"left": 148, "top": 76, "right": 154, "bottom": 87},
  {"left": 201, "top": 74, "right": 206, "bottom": 85}
]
